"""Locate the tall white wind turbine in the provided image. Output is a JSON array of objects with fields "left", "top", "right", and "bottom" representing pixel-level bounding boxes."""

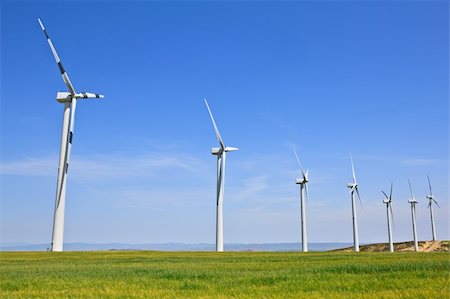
[
  {"left": 407, "top": 179, "right": 419, "bottom": 252},
  {"left": 38, "top": 19, "right": 104, "bottom": 252},
  {"left": 426, "top": 175, "right": 440, "bottom": 241},
  {"left": 382, "top": 183, "right": 395, "bottom": 252},
  {"left": 204, "top": 99, "right": 238, "bottom": 252},
  {"left": 347, "top": 155, "right": 362, "bottom": 252},
  {"left": 294, "top": 150, "right": 309, "bottom": 252}
]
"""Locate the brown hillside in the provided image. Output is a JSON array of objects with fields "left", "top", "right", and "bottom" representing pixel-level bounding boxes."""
[{"left": 333, "top": 240, "right": 449, "bottom": 252}]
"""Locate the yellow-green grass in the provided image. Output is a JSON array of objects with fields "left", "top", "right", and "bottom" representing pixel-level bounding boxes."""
[{"left": 0, "top": 251, "right": 448, "bottom": 298}]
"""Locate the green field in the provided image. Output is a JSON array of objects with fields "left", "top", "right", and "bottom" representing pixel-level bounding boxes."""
[{"left": 0, "top": 251, "right": 448, "bottom": 298}]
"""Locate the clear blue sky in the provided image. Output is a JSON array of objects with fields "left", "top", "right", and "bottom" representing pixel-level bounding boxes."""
[{"left": 1, "top": 0, "right": 448, "bottom": 246}]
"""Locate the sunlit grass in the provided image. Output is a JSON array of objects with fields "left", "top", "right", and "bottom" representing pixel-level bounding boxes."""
[{"left": 0, "top": 251, "right": 448, "bottom": 298}]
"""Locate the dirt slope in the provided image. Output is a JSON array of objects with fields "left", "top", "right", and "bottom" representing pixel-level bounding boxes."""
[{"left": 333, "top": 240, "right": 449, "bottom": 252}]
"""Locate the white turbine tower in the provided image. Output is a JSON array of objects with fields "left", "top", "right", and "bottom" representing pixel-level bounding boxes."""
[
  {"left": 426, "top": 175, "right": 440, "bottom": 241},
  {"left": 38, "top": 19, "right": 104, "bottom": 252},
  {"left": 382, "top": 183, "right": 395, "bottom": 252},
  {"left": 347, "top": 155, "right": 362, "bottom": 252},
  {"left": 407, "top": 179, "right": 419, "bottom": 252},
  {"left": 293, "top": 150, "right": 309, "bottom": 252},
  {"left": 204, "top": 99, "right": 238, "bottom": 252}
]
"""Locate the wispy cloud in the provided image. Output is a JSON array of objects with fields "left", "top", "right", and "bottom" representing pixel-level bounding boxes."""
[
  {"left": 232, "top": 175, "right": 269, "bottom": 202},
  {"left": 0, "top": 153, "right": 205, "bottom": 180},
  {"left": 400, "top": 159, "right": 441, "bottom": 166},
  {"left": 0, "top": 157, "right": 55, "bottom": 176},
  {"left": 347, "top": 155, "right": 446, "bottom": 167}
]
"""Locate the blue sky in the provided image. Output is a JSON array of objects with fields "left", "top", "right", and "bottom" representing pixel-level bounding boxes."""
[{"left": 1, "top": 0, "right": 448, "bottom": 246}]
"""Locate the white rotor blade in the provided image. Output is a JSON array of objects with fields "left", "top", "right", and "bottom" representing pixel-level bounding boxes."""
[
  {"left": 389, "top": 182, "right": 393, "bottom": 200},
  {"left": 433, "top": 198, "right": 440, "bottom": 208},
  {"left": 293, "top": 149, "right": 305, "bottom": 174},
  {"left": 38, "top": 18, "right": 76, "bottom": 96},
  {"left": 305, "top": 183, "right": 310, "bottom": 205},
  {"left": 204, "top": 99, "right": 225, "bottom": 149},
  {"left": 355, "top": 186, "right": 363, "bottom": 208},
  {"left": 216, "top": 155, "right": 224, "bottom": 205},
  {"left": 56, "top": 100, "right": 77, "bottom": 207},
  {"left": 427, "top": 175, "right": 433, "bottom": 197},
  {"left": 350, "top": 154, "right": 356, "bottom": 184},
  {"left": 390, "top": 204, "right": 395, "bottom": 231},
  {"left": 382, "top": 190, "right": 389, "bottom": 200},
  {"left": 76, "top": 92, "right": 104, "bottom": 99},
  {"left": 407, "top": 178, "right": 415, "bottom": 201}
]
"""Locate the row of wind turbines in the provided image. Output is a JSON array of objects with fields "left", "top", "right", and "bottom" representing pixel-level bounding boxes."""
[
  {"left": 38, "top": 19, "right": 441, "bottom": 253},
  {"left": 292, "top": 148, "right": 439, "bottom": 253}
]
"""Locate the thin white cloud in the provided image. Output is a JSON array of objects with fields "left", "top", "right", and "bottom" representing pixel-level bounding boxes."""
[
  {"left": 0, "top": 153, "right": 205, "bottom": 180},
  {"left": 351, "top": 155, "right": 445, "bottom": 166},
  {"left": 232, "top": 175, "right": 269, "bottom": 202},
  {"left": 400, "top": 159, "right": 441, "bottom": 166},
  {"left": 0, "top": 157, "right": 55, "bottom": 176}
]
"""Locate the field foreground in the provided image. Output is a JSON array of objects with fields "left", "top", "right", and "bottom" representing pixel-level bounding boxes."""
[{"left": 0, "top": 251, "right": 448, "bottom": 298}]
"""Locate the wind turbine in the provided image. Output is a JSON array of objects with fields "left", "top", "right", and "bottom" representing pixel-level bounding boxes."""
[
  {"left": 204, "top": 99, "right": 238, "bottom": 252},
  {"left": 426, "top": 175, "right": 440, "bottom": 241},
  {"left": 407, "top": 179, "right": 419, "bottom": 252},
  {"left": 382, "top": 183, "right": 394, "bottom": 252},
  {"left": 294, "top": 150, "right": 309, "bottom": 252},
  {"left": 346, "top": 155, "right": 362, "bottom": 252},
  {"left": 38, "top": 19, "right": 104, "bottom": 252}
]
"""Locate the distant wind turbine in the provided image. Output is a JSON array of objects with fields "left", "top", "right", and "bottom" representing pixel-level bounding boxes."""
[
  {"left": 294, "top": 150, "right": 309, "bottom": 252},
  {"left": 426, "top": 175, "right": 440, "bottom": 241},
  {"left": 38, "top": 19, "right": 104, "bottom": 252},
  {"left": 204, "top": 99, "right": 238, "bottom": 252},
  {"left": 382, "top": 183, "right": 395, "bottom": 252},
  {"left": 407, "top": 179, "right": 419, "bottom": 252},
  {"left": 347, "top": 155, "right": 362, "bottom": 252}
]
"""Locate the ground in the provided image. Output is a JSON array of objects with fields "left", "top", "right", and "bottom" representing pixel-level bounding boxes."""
[{"left": 0, "top": 250, "right": 448, "bottom": 298}]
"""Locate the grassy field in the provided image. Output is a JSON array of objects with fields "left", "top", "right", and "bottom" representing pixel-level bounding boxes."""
[{"left": 0, "top": 251, "right": 448, "bottom": 298}]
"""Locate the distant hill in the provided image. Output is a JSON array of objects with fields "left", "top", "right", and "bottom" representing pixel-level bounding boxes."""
[
  {"left": 0, "top": 242, "right": 352, "bottom": 252},
  {"left": 333, "top": 240, "right": 449, "bottom": 252}
]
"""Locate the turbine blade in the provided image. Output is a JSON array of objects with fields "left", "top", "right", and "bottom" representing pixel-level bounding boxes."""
[
  {"left": 427, "top": 175, "right": 433, "bottom": 197},
  {"left": 382, "top": 190, "right": 389, "bottom": 199},
  {"left": 389, "top": 182, "right": 393, "bottom": 200},
  {"left": 350, "top": 153, "right": 356, "bottom": 184},
  {"left": 204, "top": 99, "right": 225, "bottom": 149},
  {"left": 305, "top": 183, "right": 310, "bottom": 205},
  {"left": 56, "top": 101, "right": 77, "bottom": 207},
  {"left": 38, "top": 18, "right": 76, "bottom": 96},
  {"left": 216, "top": 155, "right": 224, "bottom": 205},
  {"left": 355, "top": 187, "right": 363, "bottom": 209},
  {"left": 293, "top": 149, "right": 304, "bottom": 173},
  {"left": 433, "top": 198, "right": 440, "bottom": 208},
  {"left": 75, "top": 92, "right": 104, "bottom": 99},
  {"left": 390, "top": 204, "right": 395, "bottom": 232},
  {"left": 407, "top": 178, "right": 415, "bottom": 201}
]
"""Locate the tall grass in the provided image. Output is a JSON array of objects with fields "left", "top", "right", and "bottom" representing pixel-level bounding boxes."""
[{"left": 0, "top": 251, "right": 448, "bottom": 298}]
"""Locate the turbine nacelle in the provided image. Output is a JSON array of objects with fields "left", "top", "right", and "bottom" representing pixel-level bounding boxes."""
[
  {"left": 295, "top": 178, "right": 306, "bottom": 185},
  {"left": 347, "top": 183, "right": 357, "bottom": 190},
  {"left": 211, "top": 146, "right": 239, "bottom": 155},
  {"left": 408, "top": 199, "right": 418, "bottom": 204},
  {"left": 57, "top": 91, "right": 105, "bottom": 103},
  {"left": 211, "top": 147, "right": 223, "bottom": 155},
  {"left": 296, "top": 171, "right": 309, "bottom": 184}
]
